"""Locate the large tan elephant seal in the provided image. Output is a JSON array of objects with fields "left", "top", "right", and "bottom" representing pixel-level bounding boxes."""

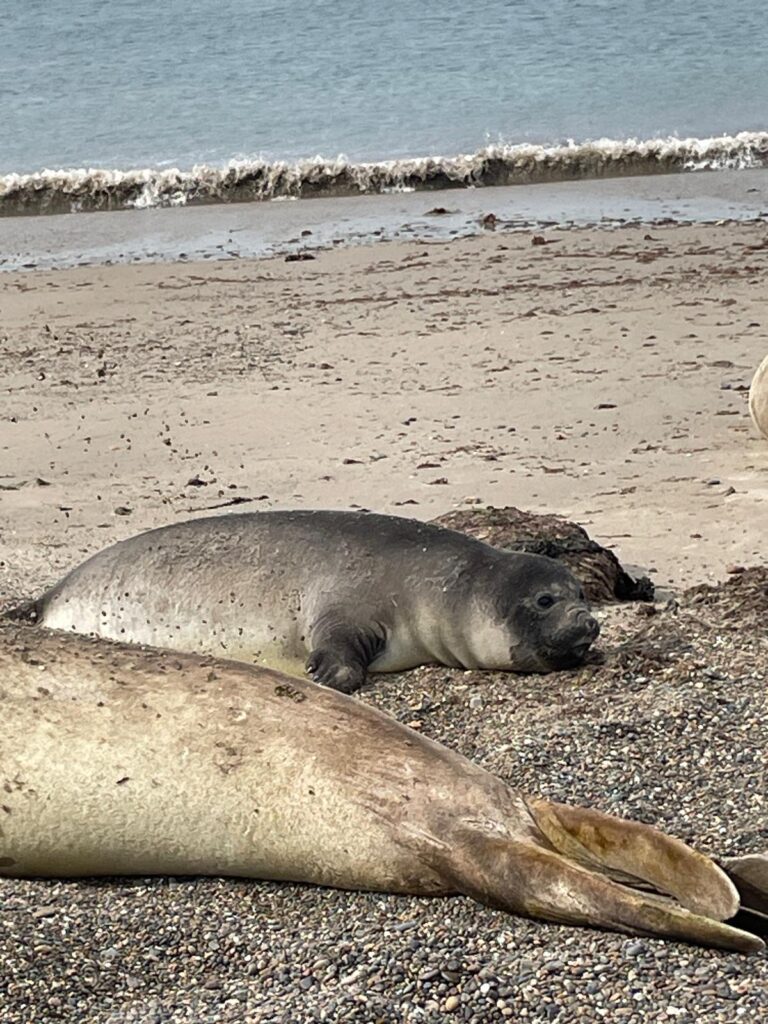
[
  {"left": 6, "top": 510, "right": 599, "bottom": 692},
  {"left": 0, "top": 623, "right": 764, "bottom": 953},
  {"left": 749, "top": 353, "right": 768, "bottom": 439}
]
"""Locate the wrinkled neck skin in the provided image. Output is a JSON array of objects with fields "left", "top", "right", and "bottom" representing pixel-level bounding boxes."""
[{"left": 362, "top": 556, "right": 490, "bottom": 672}]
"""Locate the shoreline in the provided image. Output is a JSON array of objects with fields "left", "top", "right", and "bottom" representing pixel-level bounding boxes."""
[
  {"left": 0, "top": 167, "right": 767, "bottom": 273},
  {"left": 4, "top": 131, "right": 768, "bottom": 216}
]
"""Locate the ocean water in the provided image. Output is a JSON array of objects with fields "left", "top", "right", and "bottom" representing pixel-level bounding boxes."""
[{"left": 1, "top": 0, "right": 767, "bottom": 214}]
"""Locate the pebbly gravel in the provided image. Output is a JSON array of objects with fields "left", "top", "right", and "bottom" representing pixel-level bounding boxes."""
[{"left": 1, "top": 571, "right": 767, "bottom": 1023}]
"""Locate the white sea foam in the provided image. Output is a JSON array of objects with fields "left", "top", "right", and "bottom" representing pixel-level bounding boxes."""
[{"left": 1, "top": 132, "right": 766, "bottom": 216}]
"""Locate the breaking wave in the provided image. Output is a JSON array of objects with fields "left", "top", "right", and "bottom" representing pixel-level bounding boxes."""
[{"left": 2, "top": 132, "right": 767, "bottom": 217}]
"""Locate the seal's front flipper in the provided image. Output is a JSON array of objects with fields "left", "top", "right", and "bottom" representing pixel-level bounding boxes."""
[
  {"left": 306, "top": 614, "right": 386, "bottom": 693},
  {"left": 306, "top": 649, "right": 367, "bottom": 693},
  {"left": 431, "top": 831, "right": 763, "bottom": 953}
]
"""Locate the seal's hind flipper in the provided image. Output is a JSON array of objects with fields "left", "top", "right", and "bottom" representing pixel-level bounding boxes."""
[
  {"left": 1, "top": 598, "right": 40, "bottom": 624},
  {"left": 526, "top": 797, "right": 739, "bottom": 920},
  {"left": 431, "top": 830, "right": 763, "bottom": 953},
  {"left": 720, "top": 853, "right": 768, "bottom": 917}
]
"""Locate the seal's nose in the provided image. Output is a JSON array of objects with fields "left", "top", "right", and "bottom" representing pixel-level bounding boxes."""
[{"left": 584, "top": 615, "right": 600, "bottom": 640}]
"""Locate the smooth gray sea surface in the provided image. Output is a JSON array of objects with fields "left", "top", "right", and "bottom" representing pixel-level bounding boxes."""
[{"left": 3, "top": 0, "right": 767, "bottom": 174}]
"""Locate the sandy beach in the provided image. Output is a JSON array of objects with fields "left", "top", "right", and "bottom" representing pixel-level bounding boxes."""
[
  {"left": 1, "top": 218, "right": 767, "bottom": 1022},
  {"left": 2, "top": 218, "right": 766, "bottom": 599}
]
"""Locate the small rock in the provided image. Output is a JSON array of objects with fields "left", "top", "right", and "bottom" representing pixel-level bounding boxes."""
[
  {"left": 444, "top": 995, "right": 460, "bottom": 1012},
  {"left": 32, "top": 906, "right": 57, "bottom": 919}
]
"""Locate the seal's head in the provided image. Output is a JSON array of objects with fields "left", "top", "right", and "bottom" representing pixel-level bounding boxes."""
[{"left": 470, "top": 553, "right": 600, "bottom": 672}]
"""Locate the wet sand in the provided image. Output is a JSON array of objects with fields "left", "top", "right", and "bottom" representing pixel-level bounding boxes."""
[{"left": 1, "top": 167, "right": 768, "bottom": 272}]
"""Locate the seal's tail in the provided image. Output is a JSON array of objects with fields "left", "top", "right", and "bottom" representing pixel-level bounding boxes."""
[
  {"left": 432, "top": 798, "right": 764, "bottom": 953},
  {"left": 1, "top": 598, "right": 40, "bottom": 624}
]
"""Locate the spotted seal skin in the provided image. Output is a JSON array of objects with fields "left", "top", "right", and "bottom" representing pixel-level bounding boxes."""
[
  {"left": 0, "top": 622, "right": 764, "bottom": 953},
  {"left": 9, "top": 510, "right": 600, "bottom": 692}
]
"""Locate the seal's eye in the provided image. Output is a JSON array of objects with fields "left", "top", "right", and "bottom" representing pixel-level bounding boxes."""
[{"left": 537, "top": 594, "right": 554, "bottom": 609}]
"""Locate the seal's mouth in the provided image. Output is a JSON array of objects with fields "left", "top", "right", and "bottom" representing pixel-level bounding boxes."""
[
  {"left": 560, "top": 611, "right": 601, "bottom": 665},
  {"left": 570, "top": 641, "right": 592, "bottom": 661},
  {"left": 540, "top": 638, "right": 596, "bottom": 671}
]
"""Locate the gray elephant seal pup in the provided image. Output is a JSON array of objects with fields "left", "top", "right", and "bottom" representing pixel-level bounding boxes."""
[
  {"left": 0, "top": 622, "right": 763, "bottom": 953},
  {"left": 749, "top": 353, "right": 768, "bottom": 439},
  {"left": 10, "top": 510, "right": 599, "bottom": 692}
]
